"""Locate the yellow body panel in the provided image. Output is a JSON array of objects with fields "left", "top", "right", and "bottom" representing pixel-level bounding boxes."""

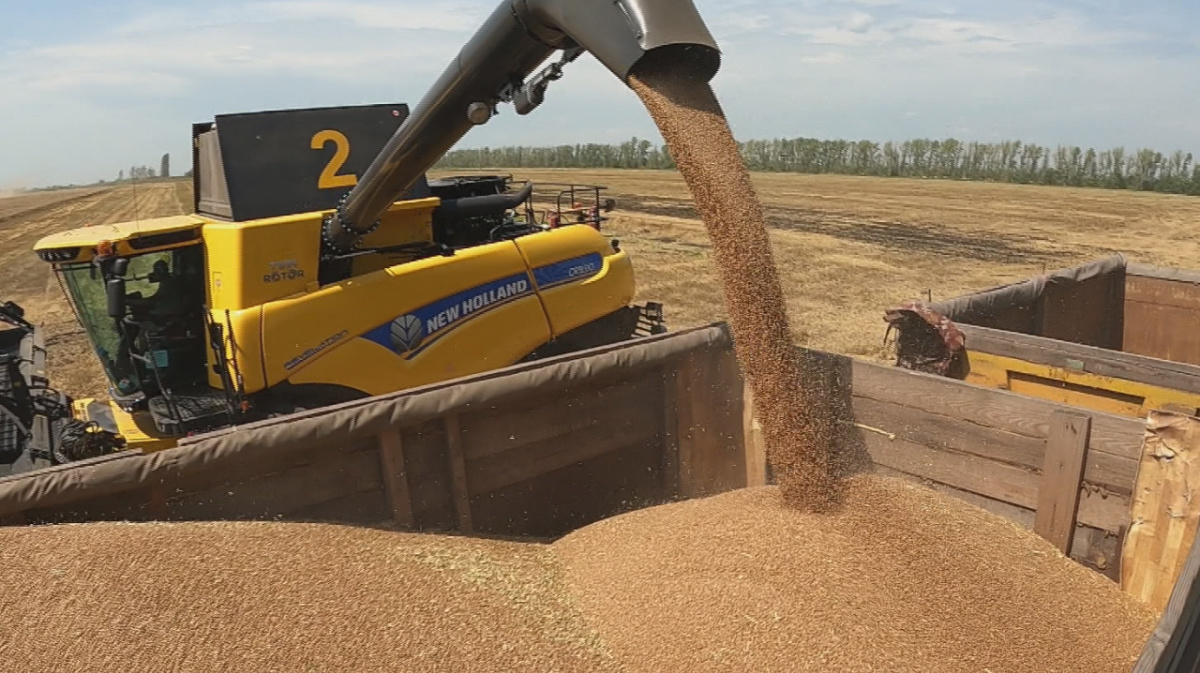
[
  {"left": 350, "top": 198, "right": 438, "bottom": 276},
  {"left": 34, "top": 215, "right": 205, "bottom": 262},
  {"left": 965, "top": 351, "right": 1200, "bottom": 418},
  {"left": 72, "top": 398, "right": 176, "bottom": 453},
  {"left": 514, "top": 225, "right": 636, "bottom": 335},
  {"left": 203, "top": 217, "right": 321, "bottom": 310},
  {"left": 260, "top": 237, "right": 549, "bottom": 388}
]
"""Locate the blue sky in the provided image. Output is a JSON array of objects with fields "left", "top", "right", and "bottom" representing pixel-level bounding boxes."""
[{"left": 2, "top": 0, "right": 1198, "bottom": 188}]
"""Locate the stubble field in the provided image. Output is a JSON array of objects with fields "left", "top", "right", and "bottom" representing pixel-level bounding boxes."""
[{"left": 4, "top": 171, "right": 1200, "bottom": 400}]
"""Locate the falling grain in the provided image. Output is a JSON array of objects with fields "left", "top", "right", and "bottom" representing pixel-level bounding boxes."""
[{"left": 628, "top": 65, "right": 839, "bottom": 511}]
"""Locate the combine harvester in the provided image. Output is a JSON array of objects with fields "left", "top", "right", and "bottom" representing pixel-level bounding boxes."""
[
  {"left": 2, "top": 0, "right": 723, "bottom": 476},
  {"left": 3, "top": 2, "right": 1200, "bottom": 669}
]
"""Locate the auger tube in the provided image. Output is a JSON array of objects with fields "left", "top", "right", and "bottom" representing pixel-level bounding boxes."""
[{"left": 322, "top": 0, "right": 721, "bottom": 254}]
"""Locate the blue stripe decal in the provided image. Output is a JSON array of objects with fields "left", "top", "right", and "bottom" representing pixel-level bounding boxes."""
[
  {"left": 360, "top": 253, "right": 605, "bottom": 361},
  {"left": 532, "top": 253, "right": 603, "bottom": 290},
  {"left": 363, "top": 272, "right": 534, "bottom": 359}
]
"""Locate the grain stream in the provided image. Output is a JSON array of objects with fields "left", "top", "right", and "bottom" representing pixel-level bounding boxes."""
[{"left": 629, "top": 66, "right": 838, "bottom": 511}]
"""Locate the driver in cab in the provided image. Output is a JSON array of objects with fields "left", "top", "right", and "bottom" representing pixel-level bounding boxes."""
[{"left": 126, "top": 260, "right": 187, "bottom": 324}]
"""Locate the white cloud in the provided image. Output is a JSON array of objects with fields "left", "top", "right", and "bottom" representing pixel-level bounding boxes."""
[
  {"left": 0, "top": 0, "right": 1198, "bottom": 187},
  {"left": 801, "top": 51, "right": 846, "bottom": 64},
  {"left": 842, "top": 11, "right": 875, "bottom": 32}
]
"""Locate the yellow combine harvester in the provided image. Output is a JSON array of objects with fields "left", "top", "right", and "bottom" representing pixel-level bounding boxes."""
[{"left": 12, "top": 0, "right": 720, "bottom": 472}]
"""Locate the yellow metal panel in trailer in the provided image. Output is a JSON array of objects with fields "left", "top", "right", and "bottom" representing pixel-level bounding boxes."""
[{"left": 964, "top": 351, "right": 1200, "bottom": 419}]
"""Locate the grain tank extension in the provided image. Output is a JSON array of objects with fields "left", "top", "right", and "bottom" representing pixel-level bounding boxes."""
[{"left": 17, "top": 0, "right": 722, "bottom": 473}]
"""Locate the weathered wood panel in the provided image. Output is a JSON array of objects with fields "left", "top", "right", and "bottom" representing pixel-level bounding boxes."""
[
  {"left": 743, "top": 346, "right": 1145, "bottom": 571},
  {"left": 378, "top": 429, "right": 414, "bottom": 527},
  {"left": 1034, "top": 412, "right": 1091, "bottom": 554},
  {"left": 468, "top": 440, "right": 666, "bottom": 539},
  {"left": 443, "top": 414, "right": 473, "bottom": 532},
  {"left": 1123, "top": 412, "right": 1200, "bottom": 614},
  {"left": 400, "top": 420, "right": 456, "bottom": 531},
  {"left": 168, "top": 443, "right": 385, "bottom": 522},
  {"left": 853, "top": 395, "right": 1137, "bottom": 494},
  {"left": 851, "top": 353, "right": 1145, "bottom": 461},
  {"left": 861, "top": 431, "right": 1129, "bottom": 533},
  {"left": 1124, "top": 272, "right": 1200, "bottom": 366},
  {"left": 675, "top": 347, "right": 747, "bottom": 499}
]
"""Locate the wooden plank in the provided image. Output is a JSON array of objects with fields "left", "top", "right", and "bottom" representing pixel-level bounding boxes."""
[
  {"left": 1122, "top": 412, "right": 1200, "bottom": 613},
  {"left": 674, "top": 352, "right": 701, "bottom": 498},
  {"left": 688, "top": 346, "right": 748, "bottom": 496},
  {"left": 377, "top": 428, "right": 414, "bottom": 527},
  {"left": 852, "top": 395, "right": 1137, "bottom": 494},
  {"left": 744, "top": 381, "right": 766, "bottom": 487},
  {"left": 864, "top": 432, "right": 1130, "bottom": 533},
  {"left": 849, "top": 354, "right": 1145, "bottom": 460},
  {"left": 673, "top": 347, "right": 747, "bottom": 498},
  {"left": 399, "top": 421, "right": 456, "bottom": 531},
  {"left": 170, "top": 444, "right": 382, "bottom": 520},
  {"left": 1034, "top": 412, "right": 1092, "bottom": 555},
  {"left": 467, "top": 417, "right": 659, "bottom": 495},
  {"left": 148, "top": 482, "right": 169, "bottom": 520},
  {"left": 959, "top": 322, "right": 1200, "bottom": 396},
  {"left": 1128, "top": 262, "right": 1200, "bottom": 286},
  {"left": 662, "top": 364, "right": 681, "bottom": 497},
  {"left": 443, "top": 414, "right": 473, "bottom": 533},
  {"left": 1126, "top": 274, "right": 1200, "bottom": 311},
  {"left": 1037, "top": 272, "right": 1122, "bottom": 349},
  {"left": 459, "top": 376, "right": 657, "bottom": 461},
  {"left": 1123, "top": 301, "right": 1200, "bottom": 367}
]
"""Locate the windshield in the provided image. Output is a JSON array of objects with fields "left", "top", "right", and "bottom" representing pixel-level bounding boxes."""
[{"left": 58, "top": 245, "right": 205, "bottom": 397}]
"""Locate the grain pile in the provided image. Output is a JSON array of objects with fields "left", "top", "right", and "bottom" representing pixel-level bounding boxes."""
[
  {"left": 554, "top": 474, "right": 1159, "bottom": 673},
  {"left": 0, "top": 521, "right": 622, "bottom": 673},
  {"left": 0, "top": 475, "right": 1158, "bottom": 672},
  {"left": 628, "top": 64, "right": 839, "bottom": 512}
]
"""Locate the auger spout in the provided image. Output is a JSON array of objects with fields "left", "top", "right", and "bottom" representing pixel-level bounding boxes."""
[{"left": 321, "top": 0, "right": 721, "bottom": 255}]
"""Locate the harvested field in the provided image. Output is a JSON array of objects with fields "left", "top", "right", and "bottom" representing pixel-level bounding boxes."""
[
  {"left": 0, "top": 474, "right": 1158, "bottom": 672},
  {"left": 9, "top": 173, "right": 1200, "bottom": 400},
  {"left": 0, "top": 181, "right": 190, "bottom": 398},
  {"left": 430, "top": 167, "right": 1200, "bottom": 362}
]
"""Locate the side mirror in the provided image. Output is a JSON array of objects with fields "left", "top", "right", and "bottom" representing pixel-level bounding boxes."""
[
  {"left": 106, "top": 278, "right": 127, "bottom": 318},
  {"left": 603, "top": 198, "right": 616, "bottom": 212}
]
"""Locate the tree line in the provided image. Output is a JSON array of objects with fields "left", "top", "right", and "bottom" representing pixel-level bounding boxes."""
[{"left": 434, "top": 137, "right": 1200, "bottom": 196}]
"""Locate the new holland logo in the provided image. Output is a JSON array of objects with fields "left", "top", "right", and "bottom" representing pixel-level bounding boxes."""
[{"left": 390, "top": 314, "right": 424, "bottom": 353}]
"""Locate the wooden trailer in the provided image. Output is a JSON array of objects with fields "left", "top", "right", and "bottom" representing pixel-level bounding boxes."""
[
  {"left": 3, "top": 319, "right": 1198, "bottom": 616},
  {"left": 884, "top": 254, "right": 1200, "bottom": 420}
]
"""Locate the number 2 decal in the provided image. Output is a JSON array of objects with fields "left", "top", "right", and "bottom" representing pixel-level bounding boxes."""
[{"left": 310, "top": 129, "right": 358, "bottom": 189}]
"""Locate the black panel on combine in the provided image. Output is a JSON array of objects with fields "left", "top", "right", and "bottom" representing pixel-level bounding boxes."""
[{"left": 193, "top": 103, "right": 431, "bottom": 222}]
